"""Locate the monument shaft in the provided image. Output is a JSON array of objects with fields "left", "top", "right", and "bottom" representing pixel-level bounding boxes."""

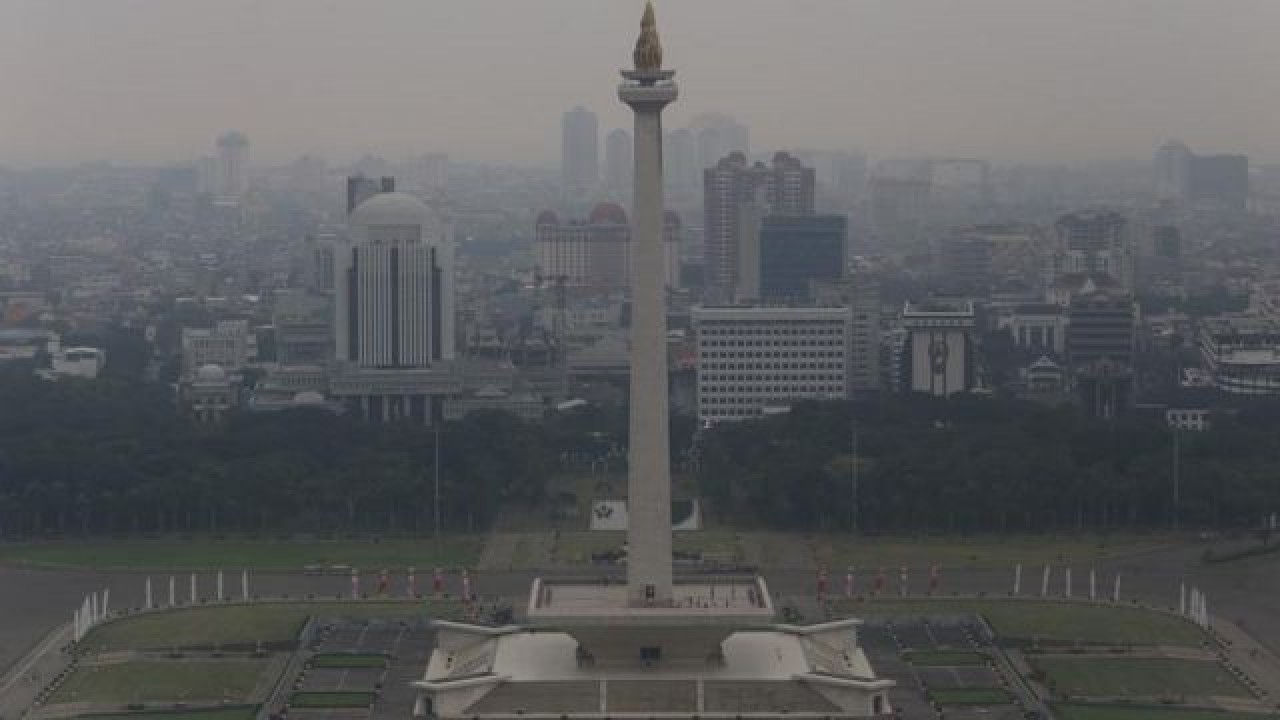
[{"left": 624, "top": 91, "right": 674, "bottom": 606}]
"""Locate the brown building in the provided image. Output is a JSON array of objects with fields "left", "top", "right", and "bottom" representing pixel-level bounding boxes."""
[{"left": 703, "top": 151, "right": 815, "bottom": 302}]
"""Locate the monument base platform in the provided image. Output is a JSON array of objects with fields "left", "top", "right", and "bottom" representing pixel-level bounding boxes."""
[{"left": 414, "top": 616, "right": 895, "bottom": 719}]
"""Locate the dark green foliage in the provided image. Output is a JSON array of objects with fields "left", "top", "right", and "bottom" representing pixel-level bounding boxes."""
[
  {"left": 697, "top": 395, "right": 1280, "bottom": 532},
  {"left": 0, "top": 375, "right": 557, "bottom": 536}
]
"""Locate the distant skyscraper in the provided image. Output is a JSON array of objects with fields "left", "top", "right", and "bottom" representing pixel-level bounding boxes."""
[
  {"left": 215, "top": 131, "right": 250, "bottom": 197},
  {"left": 664, "top": 127, "right": 698, "bottom": 194},
  {"left": 561, "top": 106, "right": 599, "bottom": 198},
  {"left": 757, "top": 214, "right": 847, "bottom": 303},
  {"left": 604, "top": 128, "right": 632, "bottom": 197},
  {"left": 346, "top": 175, "right": 395, "bottom": 214},
  {"left": 1188, "top": 154, "right": 1249, "bottom": 212},
  {"left": 703, "top": 151, "right": 815, "bottom": 302},
  {"left": 332, "top": 192, "right": 457, "bottom": 422},
  {"left": 1154, "top": 141, "right": 1249, "bottom": 212},
  {"left": 1050, "top": 210, "right": 1134, "bottom": 293}
]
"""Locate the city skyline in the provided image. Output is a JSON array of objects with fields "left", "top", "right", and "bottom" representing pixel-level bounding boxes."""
[{"left": 4, "top": 0, "right": 1280, "bottom": 168}]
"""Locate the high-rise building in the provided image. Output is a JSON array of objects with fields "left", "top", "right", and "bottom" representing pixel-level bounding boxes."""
[
  {"left": 758, "top": 214, "right": 847, "bottom": 303},
  {"left": 703, "top": 151, "right": 815, "bottom": 302},
  {"left": 694, "top": 306, "right": 851, "bottom": 422},
  {"left": 346, "top": 175, "right": 395, "bottom": 214},
  {"left": 604, "top": 128, "right": 632, "bottom": 197},
  {"left": 868, "top": 173, "right": 931, "bottom": 247},
  {"left": 215, "top": 131, "right": 250, "bottom": 197},
  {"left": 561, "top": 106, "right": 599, "bottom": 197},
  {"left": 902, "top": 299, "right": 976, "bottom": 397},
  {"left": 664, "top": 127, "right": 698, "bottom": 194},
  {"left": 331, "top": 192, "right": 459, "bottom": 422},
  {"left": 935, "top": 231, "right": 993, "bottom": 296},
  {"left": 1050, "top": 210, "right": 1134, "bottom": 293},
  {"left": 1153, "top": 141, "right": 1249, "bottom": 212},
  {"left": 1188, "top": 154, "right": 1249, "bottom": 212}
]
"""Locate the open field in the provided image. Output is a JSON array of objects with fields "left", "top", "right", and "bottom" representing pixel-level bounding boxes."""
[
  {"left": 926, "top": 687, "right": 1011, "bottom": 705},
  {"left": 814, "top": 533, "right": 1181, "bottom": 571},
  {"left": 288, "top": 691, "right": 375, "bottom": 708},
  {"left": 77, "top": 708, "right": 259, "bottom": 720},
  {"left": 311, "top": 653, "right": 388, "bottom": 669},
  {"left": 1036, "top": 657, "right": 1253, "bottom": 699},
  {"left": 82, "top": 601, "right": 460, "bottom": 651},
  {"left": 547, "top": 530, "right": 742, "bottom": 566},
  {"left": 1055, "top": 705, "right": 1280, "bottom": 720},
  {"left": 840, "top": 599, "right": 1207, "bottom": 646},
  {"left": 0, "top": 536, "right": 481, "bottom": 571},
  {"left": 50, "top": 661, "right": 268, "bottom": 705},
  {"left": 904, "top": 650, "right": 988, "bottom": 666}
]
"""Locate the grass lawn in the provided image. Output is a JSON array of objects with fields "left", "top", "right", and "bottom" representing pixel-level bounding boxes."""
[
  {"left": 288, "top": 691, "right": 375, "bottom": 708},
  {"left": 814, "top": 534, "right": 1179, "bottom": 571},
  {"left": 50, "top": 661, "right": 267, "bottom": 705},
  {"left": 311, "top": 653, "right": 388, "bottom": 669},
  {"left": 1036, "top": 657, "right": 1252, "bottom": 699},
  {"left": 78, "top": 708, "right": 259, "bottom": 720},
  {"left": 82, "top": 601, "right": 462, "bottom": 651},
  {"left": 1055, "top": 705, "right": 1280, "bottom": 720},
  {"left": 904, "top": 650, "right": 988, "bottom": 666},
  {"left": 839, "top": 598, "right": 1206, "bottom": 647},
  {"left": 927, "top": 687, "right": 1011, "bottom": 705},
  {"left": 0, "top": 536, "right": 481, "bottom": 571},
  {"left": 549, "top": 530, "right": 741, "bottom": 566}
]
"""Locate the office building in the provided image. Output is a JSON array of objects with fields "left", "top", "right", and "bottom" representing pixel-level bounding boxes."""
[
  {"left": 331, "top": 192, "right": 459, "bottom": 422},
  {"left": 935, "top": 231, "right": 993, "bottom": 296},
  {"left": 1050, "top": 210, "right": 1134, "bottom": 293},
  {"left": 536, "top": 204, "right": 682, "bottom": 291},
  {"left": 1199, "top": 316, "right": 1280, "bottom": 395},
  {"left": 562, "top": 106, "right": 599, "bottom": 197},
  {"left": 902, "top": 299, "right": 976, "bottom": 397},
  {"left": 1066, "top": 290, "right": 1136, "bottom": 418},
  {"left": 694, "top": 305, "right": 851, "bottom": 422},
  {"left": 215, "top": 131, "right": 250, "bottom": 197},
  {"left": 181, "top": 319, "right": 255, "bottom": 373},
  {"left": 604, "top": 128, "right": 632, "bottom": 197},
  {"left": 757, "top": 214, "right": 847, "bottom": 303},
  {"left": 703, "top": 152, "right": 815, "bottom": 302},
  {"left": 417, "top": 10, "right": 892, "bottom": 716}
]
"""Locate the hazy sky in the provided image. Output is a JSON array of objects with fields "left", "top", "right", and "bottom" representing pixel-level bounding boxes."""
[{"left": 3, "top": 0, "right": 1278, "bottom": 168}]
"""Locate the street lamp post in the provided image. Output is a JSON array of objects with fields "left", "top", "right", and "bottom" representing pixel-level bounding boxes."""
[
  {"left": 851, "top": 417, "right": 860, "bottom": 533},
  {"left": 434, "top": 423, "right": 442, "bottom": 543}
]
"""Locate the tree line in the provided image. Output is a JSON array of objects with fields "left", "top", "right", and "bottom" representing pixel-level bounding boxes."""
[
  {"left": 2, "top": 366, "right": 1278, "bottom": 537},
  {"left": 697, "top": 394, "right": 1280, "bottom": 533}
]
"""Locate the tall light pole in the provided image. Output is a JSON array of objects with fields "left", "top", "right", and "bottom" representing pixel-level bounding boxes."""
[
  {"left": 1172, "top": 426, "right": 1181, "bottom": 532},
  {"left": 851, "top": 416, "right": 860, "bottom": 533},
  {"left": 434, "top": 423, "right": 442, "bottom": 543}
]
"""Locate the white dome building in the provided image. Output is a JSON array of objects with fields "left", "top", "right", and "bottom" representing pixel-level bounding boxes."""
[{"left": 331, "top": 191, "right": 459, "bottom": 424}]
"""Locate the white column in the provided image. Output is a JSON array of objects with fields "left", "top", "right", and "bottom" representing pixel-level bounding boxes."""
[
  {"left": 1089, "top": 568, "right": 1097, "bottom": 601},
  {"left": 1112, "top": 572, "right": 1122, "bottom": 602},
  {"left": 1041, "top": 565, "right": 1051, "bottom": 596},
  {"left": 91, "top": 592, "right": 99, "bottom": 623},
  {"left": 102, "top": 589, "right": 109, "bottom": 618},
  {"left": 242, "top": 569, "right": 249, "bottom": 601},
  {"left": 145, "top": 577, "right": 153, "bottom": 609},
  {"left": 169, "top": 576, "right": 176, "bottom": 607},
  {"left": 1180, "top": 582, "right": 1187, "bottom": 615},
  {"left": 1013, "top": 563, "right": 1022, "bottom": 596},
  {"left": 190, "top": 573, "right": 197, "bottom": 604},
  {"left": 1065, "top": 567, "right": 1072, "bottom": 599},
  {"left": 217, "top": 570, "right": 224, "bottom": 601}
]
